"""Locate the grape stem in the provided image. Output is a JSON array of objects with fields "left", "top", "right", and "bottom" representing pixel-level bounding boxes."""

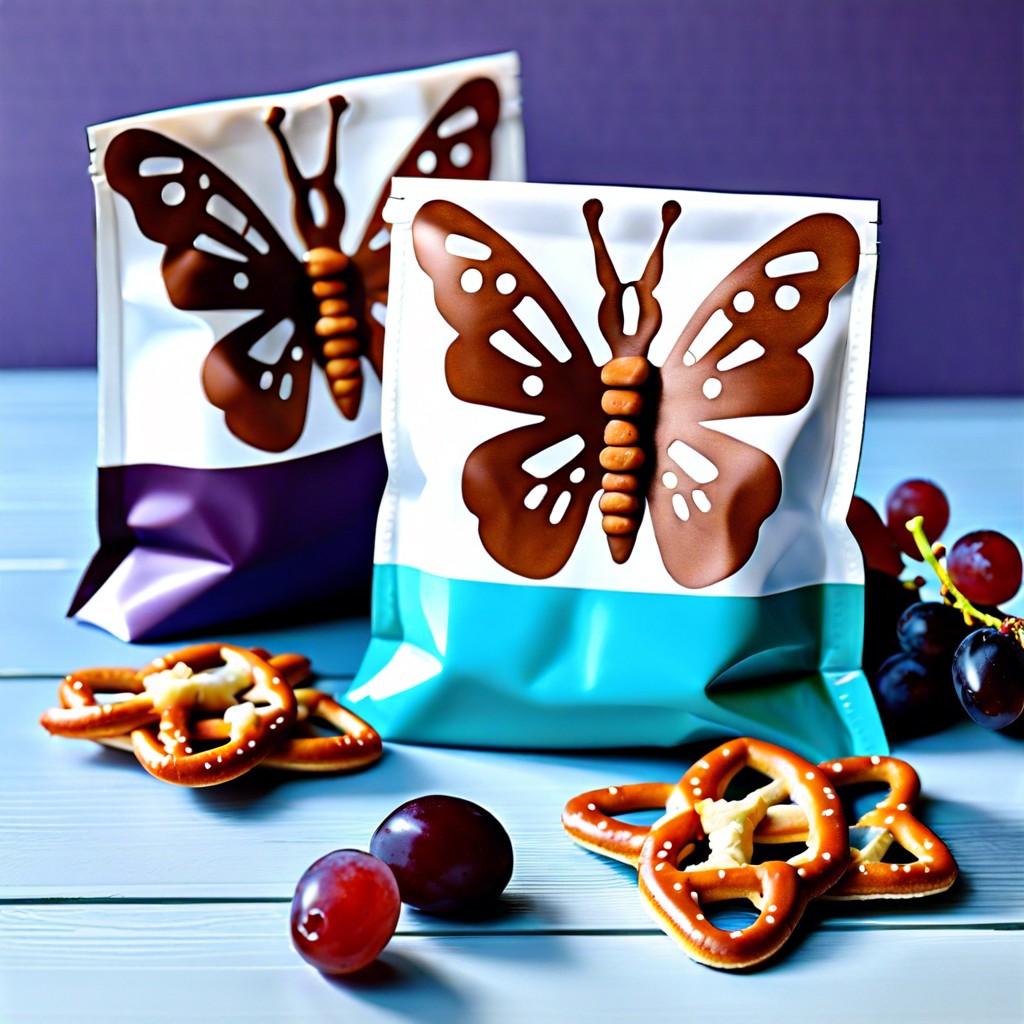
[{"left": 905, "top": 516, "right": 1003, "bottom": 629}]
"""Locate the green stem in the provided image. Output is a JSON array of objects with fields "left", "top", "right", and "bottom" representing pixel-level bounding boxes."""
[{"left": 905, "top": 516, "right": 1002, "bottom": 628}]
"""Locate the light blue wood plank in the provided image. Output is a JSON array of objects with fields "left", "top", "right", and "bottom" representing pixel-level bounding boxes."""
[{"left": 2, "top": 906, "right": 1021, "bottom": 1024}]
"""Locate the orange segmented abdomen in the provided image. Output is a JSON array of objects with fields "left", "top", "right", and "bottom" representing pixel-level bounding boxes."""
[
  {"left": 305, "top": 246, "right": 364, "bottom": 420},
  {"left": 599, "top": 356, "right": 650, "bottom": 563}
]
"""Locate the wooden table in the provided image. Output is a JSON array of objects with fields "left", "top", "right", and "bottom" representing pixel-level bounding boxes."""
[{"left": 2, "top": 371, "right": 1022, "bottom": 1023}]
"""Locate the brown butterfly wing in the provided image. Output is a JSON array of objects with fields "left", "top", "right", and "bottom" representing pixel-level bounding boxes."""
[
  {"left": 650, "top": 213, "right": 862, "bottom": 587},
  {"left": 104, "top": 129, "right": 316, "bottom": 451},
  {"left": 413, "top": 199, "right": 604, "bottom": 578},
  {"left": 352, "top": 78, "right": 502, "bottom": 377}
]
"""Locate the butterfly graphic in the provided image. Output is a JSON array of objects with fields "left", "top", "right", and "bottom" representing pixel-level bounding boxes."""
[
  {"left": 103, "top": 78, "right": 501, "bottom": 452},
  {"left": 412, "top": 198, "right": 861, "bottom": 588}
]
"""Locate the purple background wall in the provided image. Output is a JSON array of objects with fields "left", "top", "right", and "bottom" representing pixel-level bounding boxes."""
[{"left": 1, "top": 0, "right": 1021, "bottom": 394}]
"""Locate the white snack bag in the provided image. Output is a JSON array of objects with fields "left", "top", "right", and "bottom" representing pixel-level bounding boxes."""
[
  {"left": 347, "top": 177, "right": 886, "bottom": 760},
  {"left": 71, "top": 55, "right": 524, "bottom": 641}
]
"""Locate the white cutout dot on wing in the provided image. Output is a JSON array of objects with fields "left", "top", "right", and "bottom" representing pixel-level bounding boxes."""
[
  {"left": 550, "top": 490, "right": 572, "bottom": 525},
  {"left": 139, "top": 155, "right": 185, "bottom": 177},
  {"left": 206, "top": 194, "right": 247, "bottom": 234},
  {"left": 775, "top": 284, "right": 800, "bottom": 310},
  {"left": 371, "top": 302, "right": 387, "bottom": 326},
  {"left": 193, "top": 233, "right": 246, "bottom": 263},
  {"left": 259, "top": 371, "right": 273, "bottom": 390},
  {"left": 672, "top": 493, "right": 690, "bottom": 521},
  {"left": 248, "top": 318, "right": 295, "bottom": 365},
  {"left": 733, "top": 290, "right": 755, "bottom": 313},
  {"left": 683, "top": 308, "right": 732, "bottom": 365},
  {"left": 444, "top": 233, "right": 491, "bottom": 261},
  {"left": 621, "top": 285, "right": 639, "bottom": 336},
  {"left": 279, "top": 373, "right": 293, "bottom": 402},
  {"left": 450, "top": 142, "right": 473, "bottom": 168},
  {"left": 245, "top": 226, "right": 269, "bottom": 255},
  {"left": 667, "top": 439, "right": 719, "bottom": 484},
  {"left": 570, "top": 467, "right": 586, "bottom": 483},
  {"left": 416, "top": 149, "right": 438, "bottom": 174},
  {"left": 496, "top": 273, "right": 517, "bottom": 295},
  {"left": 692, "top": 489, "right": 711, "bottom": 513},
  {"left": 438, "top": 105, "right": 479, "bottom": 139},
  {"left": 198, "top": 173, "right": 210, "bottom": 189},
  {"left": 702, "top": 377, "right": 722, "bottom": 399},
  {"left": 490, "top": 329, "right": 541, "bottom": 367},
  {"left": 765, "top": 250, "right": 819, "bottom": 277},
  {"left": 368, "top": 227, "right": 390, "bottom": 252},
  {"left": 524, "top": 484, "right": 547, "bottom": 510},
  {"left": 662, "top": 471, "right": 678, "bottom": 489},
  {"left": 290, "top": 346, "right": 303, "bottom": 362},
  {"left": 309, "top": 188, "right": 328, "bottom": 229},
  {"left": 233, "top": 271, "right": 249, "bottom": 291},
  {"left": 460, "top": 268, "right": 483, "bottom": 293},
  {"left": 717, "top": 339, "right": 765, "bottom": 372},
  {"left": 514, "top": 296, "right": 572, "bottom": 362},
  {"left": 522, "top": 375, "right": 544, "bottom": 396},
  {"left": 161, "top": 182, "right": 186, "bottom": 206},
  {"left": 522, "top": 434, "right": 585, "bottom": 479}
]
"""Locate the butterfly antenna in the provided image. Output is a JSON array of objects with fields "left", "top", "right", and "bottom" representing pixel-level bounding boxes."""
[
  {"left": 584, "top": 198, "right": 679, "bottom": 359},
  {"left": 265, "top": 97, "right": 348, "bottom": 251}
]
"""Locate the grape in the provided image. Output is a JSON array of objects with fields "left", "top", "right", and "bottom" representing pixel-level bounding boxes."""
[
  {"left": 884, "top": 479, "right": 949, "bottom": 560},
  {"left": 290, "top": 849, "right": 400, "bottom": 974},
  {"left": 848, "top": 496, "right": 904, "bottom": 576},
  {"left": 370, "top": 795, "right": 514, "bottom": 915},
  {"left": 872, "top": 652, "right": 960, "bottom": 738},
  {"left": 947, "top": 531, "right": 1023, "bottom": 608},
  {"left": 863, "top": 570, "right": 920, "bottom": 681},
  {"left": 952, "top": 628, "right": 1024, "bottom": 730},
  {"left": 896, "top": 602, "right": 971, "bottom": 662}
]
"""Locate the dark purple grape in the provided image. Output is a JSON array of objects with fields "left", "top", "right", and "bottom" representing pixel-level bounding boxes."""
[
  {"left": 952, "top": 628, "right": 1024, "bottom": 730},
  {"left": 884, "top": 479, "right": 949, "bottom": 560},
  {"left": 863, "top": 570, "right": 920, "bottom": 681},
  {"left": 947, "top": 531, "right": 1023, "bottom": 608},
  {"left": 896, "top": 602, "right": 971, "bottom": 662},
  {"left": 872, "top": 652, "right": 960, "bottom": 738},
  {"left": 290, "top": 849, "right": 400, "bottom": 975},
  {"left": 370, "top": 795, "right": 513, "bottom": 915}
]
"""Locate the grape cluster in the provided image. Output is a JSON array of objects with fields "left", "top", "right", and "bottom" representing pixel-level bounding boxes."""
[
  {"left": 290, "top": 795, "right": 513, "bottom": 975},
  {"left": 848, "top": 479, "right": 1023, "bottom": 737}
]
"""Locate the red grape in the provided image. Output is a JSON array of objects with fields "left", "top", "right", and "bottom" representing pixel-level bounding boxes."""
[
  {"left": 848, "top": 496, "right": 904, "bottom": 576},
  {"left": 952, "top": 628, "right": 1024, "bottom": 730},
  {"left": 947, "top": 530, "right": 1023, "bottom": 608},
  {"left": 290, "top": 849, "right": 400, "bottom": 974},
  {"left": 370, "top": 795, "right": 513, "bottom": 914},
  {"left": 884, "top": 479, "right": 949, "bottom": 560}
]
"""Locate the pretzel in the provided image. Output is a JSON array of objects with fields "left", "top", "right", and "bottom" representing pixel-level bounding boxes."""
[
  {"left": 562, "top": 782, "right": 683, "bottom": 865},
  {"left": 757, "top": 756, "right": 957, "bottom": 899},
  {"left": 41, "top": 648, "right": 310, "bottom": 741},
  {"left": 636, "top": 738, "right": 849, "bottom": 970},
  {"left": 126, "top": 643, "right": 298, "bottom": 786},
  {"left": 188, "top": 688, "right": 383, "bottom": 772}
]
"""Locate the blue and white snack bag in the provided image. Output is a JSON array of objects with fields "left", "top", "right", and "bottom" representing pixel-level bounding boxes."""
[{"left": 347, "top": 177, "right": 885, "bottom": 760}]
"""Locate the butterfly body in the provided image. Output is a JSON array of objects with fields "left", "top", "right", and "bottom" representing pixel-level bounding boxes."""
[
  {"left": 413, "top": 194, "right": 861, "bottom": 589},
  {"left": 104, "top": 77, "right": 502, "bottom": 452}
]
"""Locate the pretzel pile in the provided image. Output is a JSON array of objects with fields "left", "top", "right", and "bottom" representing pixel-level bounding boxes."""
[
  {"left": 562, "top": 737, "right": 957, "bottom": 970},
  {"left": 40, "top": 643, "right": 382, "bottom": 787}
]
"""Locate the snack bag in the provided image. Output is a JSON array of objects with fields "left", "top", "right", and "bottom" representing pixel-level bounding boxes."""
[
  {"left": 71, "top": 54, "right": 524, "bottom": 641},
  {"left": 345, "top": 178, "right": 886, "bottom": 760}
]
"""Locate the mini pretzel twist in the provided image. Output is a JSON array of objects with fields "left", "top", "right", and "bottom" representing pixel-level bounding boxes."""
[
  {"left": 189, "top": 688, "right": 382, "bottom": 772},
  {"left": 636, "top": 738, "right": 849, "bottom": 970}
]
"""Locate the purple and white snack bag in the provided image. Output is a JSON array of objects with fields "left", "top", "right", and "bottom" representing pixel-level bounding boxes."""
[{"left": 71, "top": 54, "right": 524, "bottom": 640}]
